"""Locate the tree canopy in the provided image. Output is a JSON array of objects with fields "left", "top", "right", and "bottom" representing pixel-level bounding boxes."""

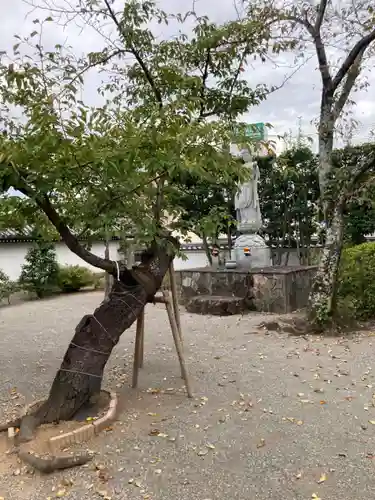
[{"left": 0, "top": 0, "right": 292, "bottom": 266}]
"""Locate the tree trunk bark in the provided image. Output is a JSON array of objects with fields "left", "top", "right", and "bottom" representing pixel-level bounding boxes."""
[
  {"left": 26, "top": 242, "right": 174, "bottom": 432},
  {"left": 104, "top": 229, "right": 112, "bottom": 299},
  {"left": 318, "top": 101, "right": 334, "bottom": 220},
  {"left": 307, "top": 198, "right": 345, "bottom": 330},
  {"left": 202, "top": 234, "right": 212, "bottom": 266}
]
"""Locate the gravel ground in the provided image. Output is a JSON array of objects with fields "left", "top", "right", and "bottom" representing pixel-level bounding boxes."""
[{"left": 1, "top": 292, "right": 375, "bottom": 500}]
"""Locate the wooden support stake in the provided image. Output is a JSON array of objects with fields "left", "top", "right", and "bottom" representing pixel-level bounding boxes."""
[
  {"left": 132, "top": 308, "right": 144, "bottom": 388},
  {"left": 169, "top": 261, "right": 182, "bottom": 342},
  {"left": 139, "top": 308, "right": 144, "bottom": 368},
  {"left": 163, "top": 290, "right": 193, "bottom": 398}
]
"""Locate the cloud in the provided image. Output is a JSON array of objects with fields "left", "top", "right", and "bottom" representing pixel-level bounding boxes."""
[{"left": 1, "top": 0, "right": 374, "bottom": 152}]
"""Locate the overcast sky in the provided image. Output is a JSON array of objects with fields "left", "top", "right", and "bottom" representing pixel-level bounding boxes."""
[{"left": 2, "top": 0, "right": 375, "bottom": 153}]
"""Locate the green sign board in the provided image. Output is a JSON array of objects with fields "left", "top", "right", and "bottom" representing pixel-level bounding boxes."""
[{"left": 244, "top": 122, "right": 266, "bottom": 141}]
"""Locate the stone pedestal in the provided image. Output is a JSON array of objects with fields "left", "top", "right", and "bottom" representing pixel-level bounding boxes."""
[{"left": 234, "top": 233, "right": 271, "bottom": 269}]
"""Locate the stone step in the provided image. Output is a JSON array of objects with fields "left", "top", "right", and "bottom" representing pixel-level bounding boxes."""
[{"left": 185, "top": 295, "right": 250, "bottom": 316}]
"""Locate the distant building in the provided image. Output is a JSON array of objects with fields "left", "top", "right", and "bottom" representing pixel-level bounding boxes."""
[{"left": 0, "top": 227, "right": 210, "bottom": 279}]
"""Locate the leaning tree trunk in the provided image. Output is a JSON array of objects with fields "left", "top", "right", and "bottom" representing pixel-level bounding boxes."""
[
  {"left": 104, "top": 229, "right": 112, "bottom": 299},
  {"left": 19, "top": 241, "right": 174, "bottom": 441},
  {"left": 202, "top": 234, "right": 212, "bottom": 266},
  {"left": 307, "top": 198, "right": 345, "bottom": 330}
]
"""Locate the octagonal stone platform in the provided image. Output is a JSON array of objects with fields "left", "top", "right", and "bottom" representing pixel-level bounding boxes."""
[
  {"left": 185, "top": 295, "right": 251, "bottom": 315},
  {"left": 176, "top": 266, "right": 317, "bottom": 314}
]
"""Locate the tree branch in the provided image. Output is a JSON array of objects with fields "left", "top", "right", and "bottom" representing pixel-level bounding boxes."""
[
  {"left": 102, "top": 0, "right": 163, "bottom": 107},
  {"left": 63, "top": 48, "right": 126, "bottom": 95},
  {"left": 198, "top": 49, "right": 211, "bottom": 120},
  {"left": 276, "top": 10, "right": 333, "bottom": 90},
  {"left": 33, "top": 194, "right": 116, "bottom": 273},
  {"left": 332, "top": 47, "right": 365, "bottom": 119},
  {"left": 345, "top": 148, "right": 375, "bottom": 197},
  {"left": 198, "top": 41, "right": 252, "bottom": 120},
  {"left": 11, "top": 169, "right": 117, "bottom": 273},
  {"left": 77, "top": 172, "right": 167, "bottom": 238},
  {"left": 314, "top": 0, "right": 328, "bottom": 32},
  {"left": 313, "top": 31, "right": 332, "bottom": 90},
  {"left": 332, "top": 28, "right": 375, "bottom": 91}
]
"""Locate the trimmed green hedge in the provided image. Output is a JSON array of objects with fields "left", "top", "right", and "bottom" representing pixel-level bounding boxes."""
[
  {"left": 0, "top": 270, "right": 19, "bottom": 304},
  {"left": 337, "top": 242, "right": 375, "bottom": 319},
  {"left": 57, "top": 265, "right": 95, "bottom": 293}
]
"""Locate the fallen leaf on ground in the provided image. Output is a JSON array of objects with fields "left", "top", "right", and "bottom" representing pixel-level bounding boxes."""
[
  {"left": 256, "top": 438, "right": 266, "bottom": 449},
  {"left": 206, "top": 442, "right": 215, "bottom": 449},
  {"left": 368, "top": 420, "right": 375, "bottom": 425},
  {"left": 97, "top": 468, "right": 111, "bottom": 483},
  {"left": 318, "top": 473, "right": 327, "bottom": 484},
  {"left": 56, "top": 490, "right": 66, "bottom": 498},
  {"left": 319, "top": 400, "right": 327, "bottom": 405},
  {"left": 197, "top": 448, "right": 209, "bottom": 456},
  {"left": 312, "top": 494, "right": 321, "bottom": 500},
  {"left": 149, "top": 429, "right": 160, "bottom": 436},
  {"left": 147, "top": 388, "right": 161, "bottom": 394},
  {"left": 96, "top": 491, "right": 111, "bottom": 499}
]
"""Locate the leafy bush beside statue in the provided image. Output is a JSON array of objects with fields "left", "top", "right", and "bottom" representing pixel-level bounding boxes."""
[{"left": 337, "top": 242, "right": 375, "bottom": 319}]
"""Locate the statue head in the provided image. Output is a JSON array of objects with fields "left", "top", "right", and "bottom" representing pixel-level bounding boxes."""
[{"left": 239, "top": 148, "right": 252, "bottom": 164}]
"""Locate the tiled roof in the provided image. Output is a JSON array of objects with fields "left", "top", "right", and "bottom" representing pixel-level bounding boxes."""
[
  {"left": 0, "top": 226, "right": 122, "bottom": 243},
  {"left": 0, "top": 226, "right": 36, "bottom": 242}
]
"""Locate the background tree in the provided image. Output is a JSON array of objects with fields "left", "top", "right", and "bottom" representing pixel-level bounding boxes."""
[
  {"left": 19, "top": 240, "right": 59, "bottom": 298},
  {"left": 258, "top": 145, "right": 319, "bottom": 262},
  {"left": 244, "top": 0, "right": 375, "bottom": 327},
  {"left": 168, "top": 172, "right": 237, "bottom": 264},
  {"left": 0, "top": 0, "right": 284, "bottom": 446},
  {"left": 258, "top": 142, "right": 375, "bottom": 259},
  {"left": 333, "top": 143, "right": 375, "bottom": 245}
]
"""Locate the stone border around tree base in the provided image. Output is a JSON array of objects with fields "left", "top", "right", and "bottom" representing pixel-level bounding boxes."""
[
  {"left": 48, "top": 391, "right": 118, "bottom": 453},
  {"left": 7, "top": 391, "right": 118, "bottom": 453}
]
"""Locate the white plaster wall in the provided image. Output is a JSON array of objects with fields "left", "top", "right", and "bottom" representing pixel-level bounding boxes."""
[
  {"left": 0, "top": 242, "right": 311, "bottom": 281},
  {"left": 0, "top": 241, "right": 121, "bottom": 280},
  {"left": 173, "top": 251, "right": 209, "bottom": 270}
]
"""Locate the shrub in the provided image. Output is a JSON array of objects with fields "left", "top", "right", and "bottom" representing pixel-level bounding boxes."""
[
  {"left": 57, "top": 265, "right": 95, "bottom": 293},
  {"left": 20, "top": 241, "right": 59, "bottom": 298},
  {"left": 93, "top": 272, "right": 106, "bottom": 290},
  {"left": 0, "top": 270, "right": 19, "bottom": 304},
  {"left": 337, "top": 242, "right": 375, "bottom": 319}
]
